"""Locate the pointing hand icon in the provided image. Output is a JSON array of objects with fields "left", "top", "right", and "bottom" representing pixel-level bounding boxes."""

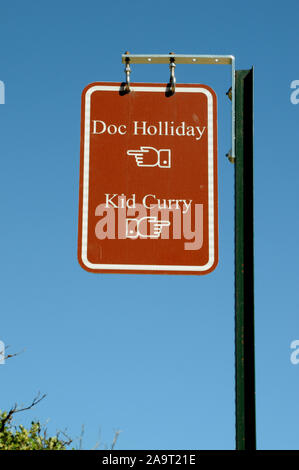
[
  {"left": 126, "top": 216, "right": 171, "bottom": 239},
  {"left": 127, "top": 147, "right": 171, "bottom": 168}
]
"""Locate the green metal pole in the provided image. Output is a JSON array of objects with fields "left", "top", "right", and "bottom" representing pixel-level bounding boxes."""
[{"left": 235, "top": 68, "right": 256, "bottom": 450}]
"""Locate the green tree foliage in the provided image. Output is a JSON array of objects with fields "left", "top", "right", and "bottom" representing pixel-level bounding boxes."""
[
  {"left": 0, "top": 393, "right": 73, "bottom": 450},
  {"left": 0, "top": 349, "right": 121, "bottom": 450},
  {"left": 0, "top": 413, "right": 72, "bottom": 450}
]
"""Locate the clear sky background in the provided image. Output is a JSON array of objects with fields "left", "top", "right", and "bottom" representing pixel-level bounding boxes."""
[{"left": 0, "top": 0, "right": 298, "bottom": 450}]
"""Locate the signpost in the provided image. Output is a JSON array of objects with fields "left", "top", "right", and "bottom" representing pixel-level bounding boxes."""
[
  {"left": 78, "top": 82, "right": 218, "bottom": 275},
  {"left": 77, "top": 55, "right": 256, "bottom": 451},
  {"left": 235, "top": 68, "right": 256, "bottom": 450}
]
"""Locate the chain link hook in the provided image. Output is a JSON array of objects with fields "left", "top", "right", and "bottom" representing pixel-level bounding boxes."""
[
  {"left": 124, "top": 52, "right": 131, "bottom": 92},
  {"left": 169, "top": 55, "right": 176, "bottom": 95}
]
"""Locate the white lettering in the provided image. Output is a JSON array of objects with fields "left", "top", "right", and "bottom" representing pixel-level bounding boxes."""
[
  {"left": 182, "top": 200, "right": 192, "bottom": 214},
  {"left": 186, "top": 126, "right": 195, "bottom": 137},
  {"left": 105, "top": 193, "right": 118, "bottom": 208},
  {"left": 176, "top": 122, "right": 186, "bottom": 136},
  {"left": 195, "top": 126, "right": 206, "bottom": 140},
  {"left": 92, "top": 120, "right": 127, "bottom": 135},
  {"left": 147, "top": 125, "right": 157, "bottom": 135},
  {"left": 107, "top": 124, "right": 117, "bottom": 135},
  {"left": 92, "top": 120, "right": 106, "bottom": 134},
  {"left": 92, "top": 120, "right": 206, "bottom": 140},
  {"left": 143, "top": 194, "right": 156, "bottom": 208},
  {"left": 118, "top": 124, "right": 127, "bottom": 135},
  {"left": 134, "top": 121, "right": 147, "bottom": 135}
]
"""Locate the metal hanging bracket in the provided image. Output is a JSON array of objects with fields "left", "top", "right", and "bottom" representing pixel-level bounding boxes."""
[
  {"left": 121, "top": 53, "right": 235, "bottom": 160},
  {"left": 169, "top": 54, "right": 176, "bottom": 94},
  {"left": 123, "top": 52, "right": 131, "bottom": 92}
]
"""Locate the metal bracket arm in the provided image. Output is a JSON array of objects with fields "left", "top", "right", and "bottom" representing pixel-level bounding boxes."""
[{"left": 121, "top": 53, "right": 235, "bottom": 160}]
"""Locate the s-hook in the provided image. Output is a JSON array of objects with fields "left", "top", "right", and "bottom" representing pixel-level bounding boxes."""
[
  {"left": 124, "top": 52, "right": 131, "bottom": 92},
  {"left": 169, "top": 55, "right": 176, "bottom": 94}
]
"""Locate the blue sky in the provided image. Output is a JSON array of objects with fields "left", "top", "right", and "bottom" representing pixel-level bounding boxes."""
[{"left": 0, "top": 0, "right": 298, "bottom": 450}]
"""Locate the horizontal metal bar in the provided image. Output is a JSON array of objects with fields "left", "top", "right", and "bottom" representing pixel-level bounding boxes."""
[
  {"left": 120, "top": 53, "right": 235, "bottom": 160},
  {"left": 122, "top": 54, "right": 234, "bottom": 65}
]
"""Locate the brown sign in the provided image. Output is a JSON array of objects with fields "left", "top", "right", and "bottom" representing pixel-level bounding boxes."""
[{"left": 78, "top": 82, "right": 218, "bottom": 274}]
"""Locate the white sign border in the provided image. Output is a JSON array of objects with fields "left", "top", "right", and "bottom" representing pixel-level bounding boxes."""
[{"left": 81, "top": 84, "right": 216, "bottom": 272}]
